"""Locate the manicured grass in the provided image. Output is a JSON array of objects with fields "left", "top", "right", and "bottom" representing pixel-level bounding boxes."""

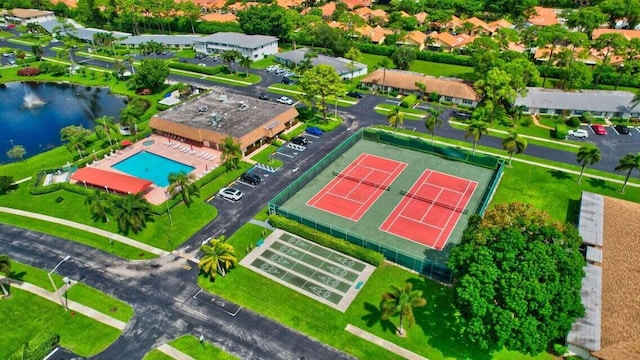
[
  {"left": 253, "top": 206, "right": 270, "bottom": 221},
  {"left": 251, "top": 57, "right": 278, "bottom": 69},
  {"left": 0, "top": 31, "right": 14, "bottom": 38},
  {"left": 375, "top": 103, "right": 427, "bottom": 120},
  {"left": 227, "top": 223, "right": 270, "bottom": 261},
  {"left": 9, "top": 261, "right": 134, "bottom": 322},
  {"left": 409, "top": 60, "right": 474, "bottom": 79},
  {"left": 0, "top": 289, "right": 121, "bottom": 358},
  {"left": 169, "top": 335, "right": 240, "bottom": 360},
  {"left": 175, "top": 49, "right": 195, "bottom": 58},
  {"left": 250, "top": 145, "right": 284, "bottom": 168},
  {"left": 143, "top": 349, "right": 174, "bottom": 360}
]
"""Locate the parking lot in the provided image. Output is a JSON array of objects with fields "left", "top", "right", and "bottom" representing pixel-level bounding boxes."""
[{"left": 570, "top": 124, "right": 640, "bottom": 169}]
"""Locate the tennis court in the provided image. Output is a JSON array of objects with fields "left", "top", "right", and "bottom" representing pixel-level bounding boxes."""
[
  {"left": 240, "top": 230, "right": 375, "bottom": 312},
  {"left": 306, "top": 153, "right": 406, "bottom": 221},
  {"left": 380, "top": 169, "right": 478, "bottom": 250}
]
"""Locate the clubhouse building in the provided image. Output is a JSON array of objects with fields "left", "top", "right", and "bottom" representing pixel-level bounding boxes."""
[{"left": 149, "top": 90, "right": 299, "bottom": 155}]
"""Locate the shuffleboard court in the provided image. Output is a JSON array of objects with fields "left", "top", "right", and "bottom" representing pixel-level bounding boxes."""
[{"left": 240, "top": 230, "right": 375, "bottom": 312}]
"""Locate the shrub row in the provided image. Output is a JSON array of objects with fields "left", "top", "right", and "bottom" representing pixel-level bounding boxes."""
[
  {"left": 400, "top": 94, "right": 418, "bottom": 108},
  {"left": 168, "top": 62, "right": 225, "bottom": 75},
  {"left": 356, "top": 42, "right": 473, "bottom": 67},
  {"left": 268, "top": 214, "right": 385, "bottom": 266},
  {"left": 555, "top": 123, "right": 568, "bottom": 139},
  {"left": 9, "top": 332, "right": 59, "bottom": 360}
]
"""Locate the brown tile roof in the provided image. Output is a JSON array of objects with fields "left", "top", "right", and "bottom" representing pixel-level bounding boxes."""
[
  {"left": 192, "top": 0, "right": 226, "bottom": 9},
  {"left": 593, "top": 28, "right": 640, "bottom": 41},
  {"left": 200, "top": 12, "right": 237, "bottom": 22},
  {"left": 368, "top": 25, "right": 392, "bottom": 43},
  {"left": 360, "top": 69, "right": 480, "bottom": 101},
  {"left": 528, "top": 6, "right": 559, "bottom": 26},
  {"left": 227, "top": 1, "right": 260, "bottom": 12},
  {"left": 399, "top": 30, "right": 427, "bottom": 46},
  {"left": 8, "top": 8, "right": 54, "bottom": 18},
  {"left": 276, "top": 0, "right": 304, "bottom": 8},
  {"left": 341, "top": 0, "right": 371, "bottom": 9},
  {"left": 427, "top": 31, "right": 476, "bottom": 48},
  {"left": 464, "top": 17, "right": 492, "bottom": 33},
  {"left": 414, "top": 11, "right": 428, "bottom": 24},
  {"left": 487, "top": 19, "right": 513, "bottom": 32},
  {"left": 354, "top": 7, "right": 387, "bottom": 21},
  {"left": 49, "top": 0, "right": 78, "bottom": 8},
  {"left": 591, "top": 197, "right": 640, "bottom": 359}
]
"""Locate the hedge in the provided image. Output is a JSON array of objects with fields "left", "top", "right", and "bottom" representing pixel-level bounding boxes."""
[
  {"left": 415, "top": 50, "right": 473, "bottom": 67},
  {"left": 9, "top": 332, "right": 59, "bottom": 360},
  {"left": 555, "top": 123, "right": 568, "bottom": 139},
  {"left": 168, "top": 62, "right": 225, "bottom": 75},
  {"left": 268, "top": 214, "right": 385, "bottom": 266},
  {"left": 400, "top": 94, "right": 417, "bottom": 108}
]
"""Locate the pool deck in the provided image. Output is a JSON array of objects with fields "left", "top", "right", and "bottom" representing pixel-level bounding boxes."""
[{"left": 75, "top": 134, "right": 222, "bottom": 205}]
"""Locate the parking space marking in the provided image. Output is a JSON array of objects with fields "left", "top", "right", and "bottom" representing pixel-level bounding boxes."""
[{"left": 612, "top": 127, "right": 620, "bottom": 135}]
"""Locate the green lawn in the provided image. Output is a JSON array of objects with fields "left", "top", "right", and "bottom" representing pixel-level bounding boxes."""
[
  {"left": 358, "top": 53, "right": 474, "bottom": 80},
  {"left": 375, "top": 103, "right": 427, "bottom": 120},
  {"left": 0, "top": 289, "right": 122, "bottom": 358},
  {"left": 143, "top": 350, "right": 174, "bottom": 360},
  {"left": 169, "top": 335, "right": 240, "bottom": 360},
  {"left": 251, "top": 57, "right": 278, "bottom": 69},
  {"left": 250, "top": 145, "right": 284, "bottom": 168}
]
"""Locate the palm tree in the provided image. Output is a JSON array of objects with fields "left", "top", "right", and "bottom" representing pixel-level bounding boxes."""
[
  {"left": 632, "top": 91, "right": 640, "bottom": 109},
  {"left": 167, "top": 171, "right": 200, "bottom": 206},
  {"left": 240, "top": 56, "right": 252, "bottom": 77},
  {"left": 465, "top": 120, "right": 489, "bottom": 155},
  {"left": 31, "top": 43, "right": 43, "bottom": 61},
  {"left": 119, "top": 106, "right": 140, "bottom": 135},
  {"left": 387, "top": 106, "right": 404, "bottom": 134},
  {"left": 221, "top": 137, "right": 242, "bottom": 171},
  {"left": 85, "top": 190, "right": 112, "bottom": 222},
  {"left": 199, "top": 236, "right": 237, "bottom": 281},
  {"left": 380, "top": 282, "right": 426, "bottom": 336},
  {"left": 0, "top": 254, "right": 11, "bottom": 298},
  {"left": 424, "top": 108, "right": 443, "bottom": 144},
  {"left": 111, "top": 193, "right": 152, "bottom": 234},
  {"left": 14, "top": 49, "right": 25, "bottom": 66},
  {"left": 614, "top": 152, "right": 640, "bottom": 193},
  {"left": 502, "top": 131, "right": 528, "bottom": 166},
  {"left": 509, "top": 105, "right": 527, "bottom": 128},
  {"left": 95, "top": 115, "right": 118, "bottom": 146},
  {"left": 415, "top": 81, "right": 427, "bottom": 100},
  {"left": 576, "top": 145, "right": 601, "bottom": 183},
  {"left": 221, "top": 50, "right": 241, "bottom": 74}
]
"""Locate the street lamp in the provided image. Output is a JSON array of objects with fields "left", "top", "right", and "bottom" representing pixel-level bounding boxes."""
[{"left": 48, "top": 255, "right": 71, "bottom": 311}]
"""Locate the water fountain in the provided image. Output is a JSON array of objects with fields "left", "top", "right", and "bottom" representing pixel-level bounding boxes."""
[{"left": 22, "top": 83, "right": 46, "bottom": 108}]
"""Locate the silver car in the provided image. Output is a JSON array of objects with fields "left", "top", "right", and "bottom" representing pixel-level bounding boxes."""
[
  {"left": 218, "top": 187, "right": 243, "bottom": 201},
  {"left": 277, "top": 96, "right": 294, "bottom": 105}
]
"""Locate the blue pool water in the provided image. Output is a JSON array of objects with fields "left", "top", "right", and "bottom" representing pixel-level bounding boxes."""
[{"left": 112, "top": 151, "right": 194, "bottom": 187}]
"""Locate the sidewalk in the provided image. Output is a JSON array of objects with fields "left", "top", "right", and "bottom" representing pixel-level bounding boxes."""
[
  {"left": 345, "top": 324, "right": 428, "bottom": 360},
  {"left": 448, "top": 120, "right": 582, "bottom": 148},
  {"left": 0, "top": 275, "right": 126, "bottom": 330},
  {"left": 157, "top": 344, "right": 195, "bottom": 360},
  {"left": 0, "top": 207, "right": 169, "bottom": 256}
]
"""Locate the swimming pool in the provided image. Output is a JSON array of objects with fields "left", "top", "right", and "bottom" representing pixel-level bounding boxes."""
[{"left": 112, "top": 151, "right": 194, "bottom": 187}]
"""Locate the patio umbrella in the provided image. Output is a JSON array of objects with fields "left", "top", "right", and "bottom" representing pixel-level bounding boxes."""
[{"left": 121, "top": 139, "right": 132, "bottom": 147}]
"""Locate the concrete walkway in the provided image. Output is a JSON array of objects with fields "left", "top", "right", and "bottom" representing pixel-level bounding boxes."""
[
  {"left": 449, "top": 120, "right": 582, "bottom": 148},
  {"left": 345, "top": 324, "right": 428, "bottom": 360},
  {"left": 157, "top": 344, "right": 195, "bottom": 360},
  {"left": 0, "top": 207, "right": 169, "bottom": 256},
  {"left": 0, "top": 275, "right": 126, "bottom": 330}
]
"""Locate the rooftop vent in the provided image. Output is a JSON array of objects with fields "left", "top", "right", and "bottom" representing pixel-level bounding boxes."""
[
  {"left": 198, "top": 105, "right": 208, "bottom": 113},
  {"left": 238, "top": 100, "right": 249, "bottom": 111}
]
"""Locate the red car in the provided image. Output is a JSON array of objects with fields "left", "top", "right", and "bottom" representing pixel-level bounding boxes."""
[{"left": 591, "top": 124, "right": 607, "bottom": 135}]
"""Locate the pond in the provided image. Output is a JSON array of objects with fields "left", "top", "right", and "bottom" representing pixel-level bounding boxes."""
[{"left": 0, "top": 81, "right": 127, "bottom": 163}]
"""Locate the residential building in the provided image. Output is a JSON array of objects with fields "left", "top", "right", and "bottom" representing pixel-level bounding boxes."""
[
  {"left": 341, "top": 0, "right": 371, "bottom": 9},
  {"left": 360, "top": 69, "right": 480, "bottom": 106},
  {"left": 274, "top": 48, "right": 368, "bottom": 79},
  {"left": 149, "top": 90, "right": 299, "bottom": 155},
  {"left": 354, "top": 7, "right": 388, "bottom": 23},
  {"left": 397, "top": 30, "right": 427, "bottom": 50},
  {"left": 200, "top": 12, "right": 237, "bottom": 22},
  {"left": 40, "top": 19, "right": 131, "bottom": 43},
  {"left": 120, "top": 34, "right": 202, "bottom": 49},
  {"left": 3, "top": 8, "right": 55, "bottom": 24},
  {"left": 194, "top": 32, "right": 278, "bottom": 60},
  {"left": 414, "top": 12, "right": 429, "bottom": 26},
  {"left": 364, "top": 25, "right": 393, "bottom": 44},
  {"left": 514, "top": 87, "right": 637, "bottom": 119},
  {"left": 526, "top": 6, "right": 560, "bottom": 26},
  {"left": 487, "top": 19, "right": 513, "bottom": 33},
  {"left": 275, "top": 0, "right": 304, "bottom": 8},
  {"left": 426, "top": 31, "right": 476, "bottom": 52},
  {"left": 592, "top": 28, "right": 640, "bottom": 41}
]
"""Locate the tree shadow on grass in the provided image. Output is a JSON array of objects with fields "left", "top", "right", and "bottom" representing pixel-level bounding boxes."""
[
  {"left": 548, "top": 169, "right": 573, "bottom": 180},
  {"left": 360, "top": 301, "right": 397, "bottom": 334},
  {"left": 586, "top": 177, "right": 616, "bottom": 191},
  {"left": 9, "top": 271, "right": 26, "bottom": 281},
  {"left": 407, "top": 277, "right": 494, "bottom": 360}
]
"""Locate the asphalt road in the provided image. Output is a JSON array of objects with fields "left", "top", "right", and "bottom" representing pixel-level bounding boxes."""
[{"left": 0, "top": 224, "right": 354, "bottom": 360}]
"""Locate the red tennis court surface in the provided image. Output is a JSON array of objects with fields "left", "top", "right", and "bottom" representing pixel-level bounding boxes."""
[
  {"left": 380, "top": 169, "right": 478, "bottom": 250},
  {"left": 306, "top": 153, "right": 406, "bottom": 221}
]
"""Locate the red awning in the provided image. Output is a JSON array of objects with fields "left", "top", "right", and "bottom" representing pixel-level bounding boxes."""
[
  {"left": 121, "top": 139, "right": 132, "bottom": 146},
  {"left": 71, "top": 167, "right": 153, "bottom": 194}
]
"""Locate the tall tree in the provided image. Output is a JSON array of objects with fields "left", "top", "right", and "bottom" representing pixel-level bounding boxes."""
[
  {"left": 60, "top": 125, "right": 91, "bottom": 158},
  {"left": 474, "top": 68, "right": 515, "bottom": 122},
  {"left": 424, "top": 108, "right": 443, "bottom": 144},
  {"left": 298, "top": 64, "right": 344, "bottom": 123},
  {"left": 221, "top": 50, "right": 241, "bottom": 74},
  {"left": 85, "top": 190, "right": 112, "bottom": 222},
  {"left": 31, "top": 43, "right": 43, "bottom": 61},
  {"left": 380, "top": 282, "right": 426, "bottom": 336},
  {"left": 0, "top": 254, "right": 11, "bottom": 298},
  {"left": 576, "top": 145, "right": 601, "bottom": 184},
  {"left": 14, "top": 49, "right": 26, "bottom": 67},
  {"left": 199, "top": 236, "right": 237, "bottom": 281},
  {"left": 344, "top": 47, "right": 362, "bottom": 80},
  {"left": 131, "top": 59, "right": 169, "bottom": 93},
  {"left": 564, "top": 7, "right": 607, "bottom": 39},
  {"left": 240, "top": 56, "right": 252, "bottom": 77},
  {"left": 614, "top": 152, "right": 640, "bottom": 193},
  {"left": 6, "top": 145, "right": 26, "bottom": 161},
  {"left": 387, "top": 106, "right": 405, "bottom": 134},
  {"left": 449, "top": 203, "right": 585, "bottom": 354},
  {"left": 119, "top": 106, "right": 141, "bottom": 135},
  {"left": 465, "top": 120, "right": 489, "bottom": 155},
  {"left": 593, "top": 33, "right": 628, "bottom": 87},
  {"left": 391, "top": 46, "right": 417, "bottom": 71},
  {"left": 536, "top": 25, "right": 570, "bottom": 87},
  {"left": 111, "top": 193, "right": 152, "bottom": 234},
  {"left": 167, "top": 171, "right": 200, "bottom": 206},
  {"left": 502, "top": 131, "right": 527, "bottom": 166},
  {"left": 95, "top": 115, "right": 118, "bottom": 146},
  {"left": 237, "top": 4, "right": 294, "bottom": 40},
  {"left": 221, "top": 137, "right": 243, "bottom": 172}
]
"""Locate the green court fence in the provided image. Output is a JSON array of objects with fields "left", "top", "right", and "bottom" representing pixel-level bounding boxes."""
[{"left": 477, "top": 160, "right": 505, "bottom": 215}]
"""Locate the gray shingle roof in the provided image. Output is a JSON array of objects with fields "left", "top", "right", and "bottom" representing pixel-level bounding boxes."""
[
  {"left": 196, "top": 32, "right": 278, "bottom": 49},
  {"left": 40, "top": 20, "right": 130, "bottom": 41},
  {"left": 119, "top": 34, "right": 202, "bottom": 46},
  {"left": 275, "top": 48, "right": 367, "bottom": 75},
  {"left": 515, "top": 87, "right": 636, "bottom": 113}
]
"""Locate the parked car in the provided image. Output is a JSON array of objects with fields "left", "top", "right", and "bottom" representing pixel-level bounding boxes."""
[
  {"left": 452, "top": 111, "right": 472, "bottom": 119},
  {"left": 266, "top": 65, "right": 280, "bottom": 72},
  {"left": 306, "top": 126, "right": 323, "bottom": 136},
  {"left": 567, "top": 129, "right": 589, "bottom": 138},
  {"left": 591, "top": 124, "right": 607, "bottom": 135},
  {"left": 281, "top": 77, "right": 295, "bottom": 85},
  {"left": 218, "top": 187, "right": 243, "bottom": 201},
  {"left": 198, "top": 63, "right": 207, "bottom": 67},
  {"left": 277, "top": 96, "right": 294, "bottom": 105},
  {"left": 346, "top": 91, "right": 364, "bottom": 98},
  {"left": 258, "top": 94, "right": 269, "bottom": 101},
  {"left": 240, "top": 173, "right": 261, "bottom": 185},
  {"left": 615, "top": 124, "right": 630, "bottom": 134},
  {"left": 201, "top": 236, "right": 213, "bottom": 246},
  {"left": 290, "top": 136, "right": 308, "bottom": 146}
]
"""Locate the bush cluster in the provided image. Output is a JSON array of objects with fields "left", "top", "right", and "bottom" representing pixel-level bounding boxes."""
[
  {"left": 9, "top": 332, "right": 59, "bottom": 360},
  {"left": 555, "top": 123, "right": 568, "bottom": 139},
  {"left": 17, "top": 67, "right": 41, "bottom": 76},
  {"left": 400, "top": 94, "right": 418, "bottom": 108},
  {"left": 268, "top": 214, "right": 385, "bottom": 266}
]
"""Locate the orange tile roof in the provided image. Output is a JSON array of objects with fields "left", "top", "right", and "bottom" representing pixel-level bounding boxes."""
[
  {"left": 361, "top": 69, "right": 480, "bottom": 101},
  {"left": 528, "top": 6, "right": 559, "bottom": 26},
  {"left": 414, "top": 11, "right": 428, "bottom": 24},
  {"left": 50, "top": 0, "right": 78, "bottom": 8},
  {"left": 369, "top": 25, "right": 392, "bottom": 43},
  {"left": 71, "top": 167, "right": 153, "bottom": 195},
  {"left": 318, "top": 2, "right": 336, "bottom": 17},
  {"left": 464, "top": 17, "right": 492, "bottom": 33},
  {"left": 341, "top": 0, "right": 371, "bottom": 9},
  {"left": 354, "top": 7, "right": 388, "bottom": 21},
  {"left": 276, "top": 0, "right": 304, "bottom": 8},
  {"left": 191, "top": 0, "right": 226, "bottom": 9},
  {"left": 200, "top": 12, "right": 237, "bottom": 22},
  {"left": 399, "top": 30, "right": 427, "bottom": 46},
  {"left": 227, "top": 1, "right": 260, "bottom": 12},
  {"left": 593, "top": 28, "right": 640, "bottom": 41},
  {"left": 487, "top": 19, "right": 513, "bottom": 32},
  {"left": 427, "top": 31, "right": 476, "bottom": 48}
]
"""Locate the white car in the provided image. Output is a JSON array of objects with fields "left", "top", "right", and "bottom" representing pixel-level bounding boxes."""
[
  {"left": 266, "top": 65, "right": 280, "bottom": 72},
  {"left": 567, "top": 129, "right": 589, "bottom": 138},
  {"left": 277, "top": 96, "right": 294, "bottom": 105},
  {"left": 218, "top": 187, "right": 243, "bottom": 201}
]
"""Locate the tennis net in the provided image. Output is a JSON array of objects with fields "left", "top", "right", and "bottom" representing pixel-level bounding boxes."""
[
  {"left": 400, "top": 190, "right": 467, "bottom": 213},
  {"left": 332, "top": 171, "right": 390, "bottom": 191}
]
